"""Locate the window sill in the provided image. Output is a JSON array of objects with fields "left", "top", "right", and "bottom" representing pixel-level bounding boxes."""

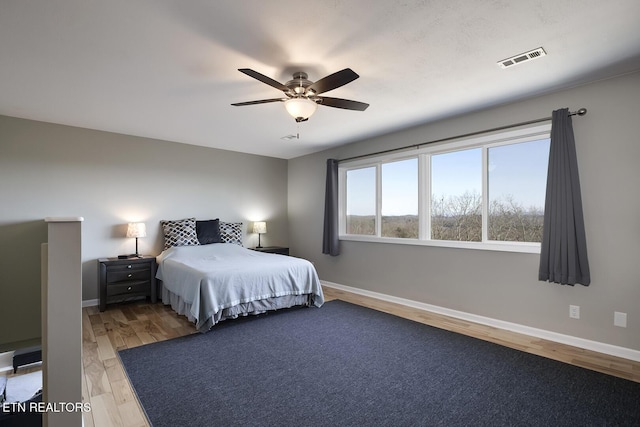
[{"left": 339, "top": 234, "right": 541, "bottom": 254}]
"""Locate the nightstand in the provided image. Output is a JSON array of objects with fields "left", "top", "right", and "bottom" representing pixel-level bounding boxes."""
[
  {"left": 251, "top": 246, "right": 289, "bottom": 256},
  {"left": 98, "top": 256, "right": 157, "bottom": 311}
]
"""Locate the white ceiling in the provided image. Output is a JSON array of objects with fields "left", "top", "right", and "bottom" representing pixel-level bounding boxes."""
[{"left": 2, "top": 0, "right": 640, "bottom": 159}]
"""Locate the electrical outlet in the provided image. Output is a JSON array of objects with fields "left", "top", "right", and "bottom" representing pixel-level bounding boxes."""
[
  {"left": 569, "top": 305, "right": 580, "bottom": 319},
  {"left": 614, "top": 312, "right": 627, "bottom": 328}
]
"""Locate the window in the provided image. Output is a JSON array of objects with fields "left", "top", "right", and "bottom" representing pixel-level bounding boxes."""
[
  {"left": 431, "top": 148, "right": 482, "bottom": 242},
  {"left": 339, "top": 124, "right": 551, "bottom": 253},
  {"left": 487, "top": 139, "right": 550, "bottom": 242},
  {"left": 345, "top": 167, "right": 376, "bottom": 235},
  {"left": 382, "top": 158, "right": 418, "bottom": 238}
]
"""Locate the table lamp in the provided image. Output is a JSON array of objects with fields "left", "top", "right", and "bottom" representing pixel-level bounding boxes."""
[
  {"left": 253, "top": 221, "right": 266, "bottom": 248},
  {"left": 126, "top": 222, "right": 146, "bottom": 258}
]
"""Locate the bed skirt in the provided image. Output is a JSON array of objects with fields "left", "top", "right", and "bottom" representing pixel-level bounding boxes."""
[{"left": 161, "top": 283, "right": 311, "bottom": 332}]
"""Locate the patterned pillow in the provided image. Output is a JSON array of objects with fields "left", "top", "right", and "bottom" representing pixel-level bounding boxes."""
[
  {"left": 160, "top": 218, "right": 200, "bottom": 250},
  {"left": 219, "top": 222, "right": 243, "bottom": 246}
]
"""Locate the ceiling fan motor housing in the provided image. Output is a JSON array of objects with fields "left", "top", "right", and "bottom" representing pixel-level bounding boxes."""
[{"left": 285, "top": 72, "right": 314, "bottom": 96}]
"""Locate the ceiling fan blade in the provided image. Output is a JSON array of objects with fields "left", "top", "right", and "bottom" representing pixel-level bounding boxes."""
[
  {"left": 318, "top": 96, "right": 369, "bottom": 111},
  {"left": 238, "top": 68, "right": 289, "bottom": 92},
  {"left": 307, "top": 68, "right": 359, "bottom": 95},
  {"left": 231, "top": 98, "right": 284, "bottom": 107}
]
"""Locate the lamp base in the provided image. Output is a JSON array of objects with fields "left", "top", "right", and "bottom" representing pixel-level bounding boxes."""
[{"left": 130, "top": 238, "right": 142, "bottom": 258}]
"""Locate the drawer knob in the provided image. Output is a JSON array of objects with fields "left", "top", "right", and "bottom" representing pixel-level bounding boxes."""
[
  {"left": 127, "top": 265, "right": 132, "bottom": 269},
  {"left": 127, "top": 273, "right": 132, "bottom": 278},
  {"left": 127, "top": 286, "right": 132, "bottom": 291}
]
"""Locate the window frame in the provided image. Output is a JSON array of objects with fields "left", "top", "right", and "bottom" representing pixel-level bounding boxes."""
[{"left": 338, "top": 123, "right": 551, "bottom": 253}]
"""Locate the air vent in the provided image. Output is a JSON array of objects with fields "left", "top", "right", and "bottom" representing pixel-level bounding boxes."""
[{"left": 498, "top": 47, "right": 546, "bottom": 69}]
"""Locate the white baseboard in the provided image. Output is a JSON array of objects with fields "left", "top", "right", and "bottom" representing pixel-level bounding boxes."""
[
  {"left": 321, "top": 280, "right": 640, "bottom": 363},
  {"left": 82, "top": 299, "right": 98, "bottom": 308}
]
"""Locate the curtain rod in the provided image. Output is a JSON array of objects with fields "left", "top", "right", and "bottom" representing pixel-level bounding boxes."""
[{"left": 338, "top": 108, "right": 587, "bottom": 163}]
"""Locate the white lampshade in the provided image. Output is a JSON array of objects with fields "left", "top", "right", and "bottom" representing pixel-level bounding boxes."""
[
  {"left": 126, "top": 222, "right": 147, "bottom": 238},
  {"left": 253, "top": 221, "right": 267, "bottom": 234},
  {"left": 284, "top": 98, "right": 317, "bottom": 121}
]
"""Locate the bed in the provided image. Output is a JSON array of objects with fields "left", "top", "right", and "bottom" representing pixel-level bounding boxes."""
[{"left": 156, "top": 243, "right": 324, "bottom": 332}]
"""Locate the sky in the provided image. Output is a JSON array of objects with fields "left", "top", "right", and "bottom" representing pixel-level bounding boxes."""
[{"left": 346, "top": 138, "right": 550, "bottom": 216}]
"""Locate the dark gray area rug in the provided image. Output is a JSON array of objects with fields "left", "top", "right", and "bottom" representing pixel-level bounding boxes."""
[{"left": 119, "top": 300, "right": 640, "bottom": 427}]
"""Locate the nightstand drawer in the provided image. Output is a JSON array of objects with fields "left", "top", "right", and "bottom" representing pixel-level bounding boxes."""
[
  {"left": 107, "top": 269, "right": 150, "bottom": 283},
  {"left": 106, "top": 262, "right": 149, "bottom": 272},
  {"left": 106, "top": 281, "right": 150, "bottom": 297}
]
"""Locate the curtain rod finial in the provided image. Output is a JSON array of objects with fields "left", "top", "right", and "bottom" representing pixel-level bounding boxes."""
[{"left": 577, "top": 108, "right": 587, "bottom": 116}]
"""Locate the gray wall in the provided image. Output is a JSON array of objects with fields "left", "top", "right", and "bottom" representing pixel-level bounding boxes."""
[
  {"left": 0, "top": 116, "right": 288, "bottom": 346},
  {"left": 288, "top": 71, "right": 640, "bottom": 351}
]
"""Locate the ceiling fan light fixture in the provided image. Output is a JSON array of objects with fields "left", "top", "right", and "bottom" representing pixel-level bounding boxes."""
[{"left": 284, "top": 97, "right": 317, "bottom": 122}]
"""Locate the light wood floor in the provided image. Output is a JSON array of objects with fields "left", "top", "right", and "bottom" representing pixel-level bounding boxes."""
[{"left": 78, "top": 286, "right": 640, "bottom": 427}]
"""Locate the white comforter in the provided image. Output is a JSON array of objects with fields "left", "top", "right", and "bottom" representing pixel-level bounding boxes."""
[{"left": 156, "top": 244, "right": 324, "bottom": 331}]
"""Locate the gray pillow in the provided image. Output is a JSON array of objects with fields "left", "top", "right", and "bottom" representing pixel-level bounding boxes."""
[{"left": 196, "top": 219, "right": 222, "bottom": 245}]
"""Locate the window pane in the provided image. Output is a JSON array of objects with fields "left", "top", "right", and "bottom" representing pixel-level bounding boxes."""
[
  {"left": 431, "top": 148, "right": 482, "bottom": 241},
  {"left": 346, "top": 167, "right": 376, "bottom": 235},
  {"left": 382, "top": 158, "right": 418, "bottom": 238},
  {"left": 488, "top": 139, "right": 550, "bottom": 242}
]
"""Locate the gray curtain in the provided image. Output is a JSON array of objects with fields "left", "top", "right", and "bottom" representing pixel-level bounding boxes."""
[
  {"left": 539, "top": 108, "right": 590, "bottom": 286},
  {"left": 322, "top": 158, "right": 340, "bottom": 256}
]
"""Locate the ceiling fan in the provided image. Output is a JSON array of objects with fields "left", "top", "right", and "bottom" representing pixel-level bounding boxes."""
[{"left": 231, "top": 68, "right": 369, "bottom": 122}]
